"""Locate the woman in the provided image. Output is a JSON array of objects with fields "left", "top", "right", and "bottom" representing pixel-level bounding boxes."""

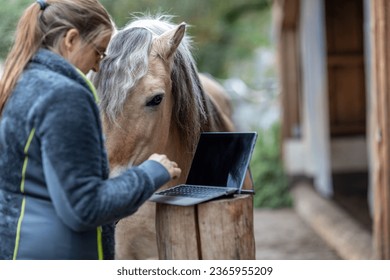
[{"left": 0, "top": 0, "right": 181, "bottom": 260}]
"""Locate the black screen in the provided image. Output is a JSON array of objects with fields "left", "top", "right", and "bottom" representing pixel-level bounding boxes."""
[{"left": 186, "top": 132, "right": 257, "bottom": 189}]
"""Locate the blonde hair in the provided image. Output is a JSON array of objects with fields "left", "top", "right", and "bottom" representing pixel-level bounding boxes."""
[{"left": 0, "top": 0, "right": 113, "bottom": 115}]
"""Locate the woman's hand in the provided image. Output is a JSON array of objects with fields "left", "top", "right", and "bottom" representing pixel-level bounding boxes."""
[{"left": 148, "top": 153, "right": 181, "bottom": 180}]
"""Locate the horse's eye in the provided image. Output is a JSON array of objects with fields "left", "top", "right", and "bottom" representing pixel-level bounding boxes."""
[{"left": 146, "top": 94, "right": 164, "bottom": 107}]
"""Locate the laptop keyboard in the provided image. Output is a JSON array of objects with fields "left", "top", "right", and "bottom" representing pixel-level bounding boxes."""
[{"left": 157, "top": 185, "right": 230, "bottom": 198}]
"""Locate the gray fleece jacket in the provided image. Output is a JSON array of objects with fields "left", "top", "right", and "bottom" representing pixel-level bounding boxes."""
[{"left": 0, "top": 49, "right": 170, "bottom": 260}]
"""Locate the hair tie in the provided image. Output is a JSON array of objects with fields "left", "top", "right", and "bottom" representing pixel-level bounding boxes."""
[{"left": 36, "top": 0, "right": 48, "bottom": 10}]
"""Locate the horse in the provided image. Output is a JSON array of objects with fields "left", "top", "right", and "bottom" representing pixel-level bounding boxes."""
[{"left": 91, "top": 15, "right": 236, "bottom": 259}]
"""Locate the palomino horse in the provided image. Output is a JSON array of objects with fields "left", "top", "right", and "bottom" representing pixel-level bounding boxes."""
[{"left": 91, "top": 16, "right": 236, "bottom": 259}]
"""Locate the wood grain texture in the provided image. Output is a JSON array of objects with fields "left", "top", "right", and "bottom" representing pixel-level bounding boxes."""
[
  {"left": 155, "top": 195, "right": 255, "bottom": 259},
  {"left": 156, "top": 204, "right": 199, "bottom": 259},
  {"left": 197, "top": 195, "right": 255, "bottom": 260}
]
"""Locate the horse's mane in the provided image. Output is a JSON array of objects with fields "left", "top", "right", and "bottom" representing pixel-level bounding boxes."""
[{"left": 91, "top": 15, "right": 209, "bottom": 153}]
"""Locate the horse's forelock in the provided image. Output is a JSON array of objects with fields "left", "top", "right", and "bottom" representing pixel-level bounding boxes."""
[{"left": 92, "top": 28, "right": 153, "bottom": 123}]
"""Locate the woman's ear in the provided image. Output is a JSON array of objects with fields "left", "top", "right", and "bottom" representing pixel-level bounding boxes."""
[{"left": 63, "top": 28, "right": 81, "bottom": 54}]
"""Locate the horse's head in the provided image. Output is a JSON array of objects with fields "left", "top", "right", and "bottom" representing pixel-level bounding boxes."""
[
  {"left": 91, "top": 16, "right": 237, "bottom": 261},
  {"left": 92, "top": 17, "right": 207, "bottom": 179}
]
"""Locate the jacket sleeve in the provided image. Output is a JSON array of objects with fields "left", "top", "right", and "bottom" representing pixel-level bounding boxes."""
[{"left": 34, "top": 86, "right": 170, "bottom": 232}]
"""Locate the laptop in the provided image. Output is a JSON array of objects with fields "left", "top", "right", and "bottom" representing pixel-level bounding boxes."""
[{"left": 148, "top": 132, "right": 257, "bottom": 206}]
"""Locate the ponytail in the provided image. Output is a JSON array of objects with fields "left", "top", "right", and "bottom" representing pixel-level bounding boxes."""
[
  {"left": 0, "top": 0, "right": 113, "bottom": 116},
  {"left": 0, "top": 2, "right": 43, "bottom": 115}
]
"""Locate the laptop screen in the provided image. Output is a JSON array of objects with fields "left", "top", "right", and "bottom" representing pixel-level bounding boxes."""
[{"left": 186, "top": 132, "right": 257, "bottom": 189}]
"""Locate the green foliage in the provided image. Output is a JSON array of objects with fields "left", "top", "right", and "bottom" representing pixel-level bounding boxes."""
[
  {"left": 250, "top": 122, "right": 293, "bottom": 208},
  {"left": 0, "top": 0, "right": 272, "bottom": 79},
  {"left": 100, "top": 0, "right": 272, "bottom": 78},
  {"left": 0, "top": 0, "right": 31, "bottom": 59}
]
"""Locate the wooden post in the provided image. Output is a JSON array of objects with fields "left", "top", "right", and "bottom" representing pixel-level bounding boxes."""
[
  {"left": 155, "top": 195, "right": 255, "bottom": 260},
  {"left": 273, "top": 0, "right": 301, "bottom": 140},
  {"left": 370, "top": 0, "right": 390, "bottom": 259},
  {"left": 155, "top": 204, "right": 199, "bottom": 259}
]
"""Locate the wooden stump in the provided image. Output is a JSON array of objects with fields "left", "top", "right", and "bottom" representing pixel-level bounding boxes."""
[
  {"left": 155, "top": 194, "right": 255, "bottom": 259},
  {"left": 155, "top": 204, "right": 199, "bottom": 259}
]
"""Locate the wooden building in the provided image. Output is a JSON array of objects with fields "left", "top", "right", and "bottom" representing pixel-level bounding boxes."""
[{"left": 273, "top": 0, "right": 390, "bottom": 259}]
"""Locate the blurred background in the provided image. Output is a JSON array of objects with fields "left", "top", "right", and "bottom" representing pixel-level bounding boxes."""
[
  {"left": 0, "top": 0, "right": 291, "bottom": 209},
  {"left": 3, "top": 0, "right": 383, "bottom": 260}
]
